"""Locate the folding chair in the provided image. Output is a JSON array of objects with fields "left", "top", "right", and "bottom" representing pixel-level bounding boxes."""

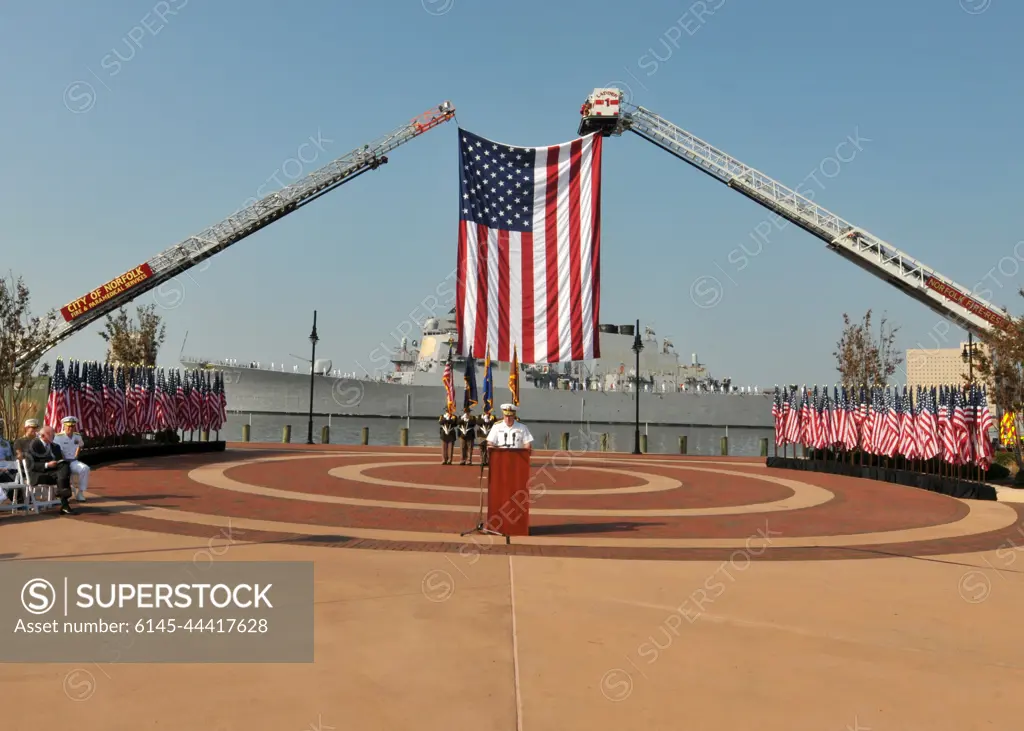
[
  {"left": 1, "top": 461, "right": 31, "bottom": 514},
  {"left": 17, "top": 459, "right": 62, "bottom": 514}
]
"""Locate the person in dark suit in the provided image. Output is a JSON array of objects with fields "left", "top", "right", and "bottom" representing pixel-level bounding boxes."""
[{"left": 24, "top": 425, "right": 75, "bottom": 514}]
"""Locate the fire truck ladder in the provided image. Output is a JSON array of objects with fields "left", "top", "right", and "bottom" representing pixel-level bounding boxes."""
[
  {"left": 19, "top": 101, "right": 456, "bottom": 367},
  {"left": 579, "top": 90, "right": 1009, "bottom": 337}
]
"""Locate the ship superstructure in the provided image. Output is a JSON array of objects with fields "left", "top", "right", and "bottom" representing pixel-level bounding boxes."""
[{"left": 379, "top": 309, "right": 726, "bottom": 393}]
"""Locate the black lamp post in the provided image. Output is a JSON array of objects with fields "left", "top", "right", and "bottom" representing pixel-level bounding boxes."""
[
  {"left": 632, "top": 319, "right": 643, "bottom": 455},
  {"left": 306, "top": 310, "right": 319, "bottom": 445},
  {"left": 962, "top": 331, "right": 974, "bottom": 384}
]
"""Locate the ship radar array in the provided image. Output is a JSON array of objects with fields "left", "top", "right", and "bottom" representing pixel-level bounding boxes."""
[{"left": 18, "top": 91, "right": 1009, "bottom": 365}]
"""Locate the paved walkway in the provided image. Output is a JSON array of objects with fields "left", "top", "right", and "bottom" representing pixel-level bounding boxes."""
[{"left": 2, "top": 444, "right": 1023, "bottom": 730}]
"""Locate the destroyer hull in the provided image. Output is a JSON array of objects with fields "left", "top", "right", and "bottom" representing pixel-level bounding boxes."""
[{"left": 208, "top": 365, "right": 772, "bottom": 428}]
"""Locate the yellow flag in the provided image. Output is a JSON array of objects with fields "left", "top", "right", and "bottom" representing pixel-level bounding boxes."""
[
  {"left": 1000, "top": 411, "right": 1018, "bottom": 444},
  {"left": 508, "top": 343, "right": 519, "bottom": 406}
]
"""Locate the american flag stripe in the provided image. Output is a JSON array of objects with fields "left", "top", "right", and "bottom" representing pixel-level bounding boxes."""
[{"left": 456, "top": 130, "right": 602, "bottom": 364}]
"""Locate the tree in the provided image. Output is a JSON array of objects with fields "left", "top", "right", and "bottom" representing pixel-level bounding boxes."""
[
  {"left": 99, "top": 303, "right": 166, "bottom": 366},
  {"left": 833, "top": 309, "right": 903, "bottom": 387},
  {"left": 972, "top": 290, "right": 1024, "bottom": 473},
  {"left": 0, "top": 273, "right": 54, "bottom": 439}
]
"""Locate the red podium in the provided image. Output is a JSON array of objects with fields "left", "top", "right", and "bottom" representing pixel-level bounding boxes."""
[{"left": 486, "top": 448, "right": 532, "bottom": 536}]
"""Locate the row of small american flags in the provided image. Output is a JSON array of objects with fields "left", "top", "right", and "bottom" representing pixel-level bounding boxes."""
[
  {"left": 772, "top": 384, "right": 996, "bottom": 469},
  {"left": 44, "top": 358, "right": 228, "bottom": 437}
]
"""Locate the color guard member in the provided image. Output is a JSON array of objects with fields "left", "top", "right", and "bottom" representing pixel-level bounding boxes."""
[
  {"left": 476, "top": 409, "right": 496, "bottom": 466},
  {"left": 438, "top": 408, "right": 457, "bottom": 464},
  {"left": 458, "top": 406, "right": 477, "bottom": 465}
]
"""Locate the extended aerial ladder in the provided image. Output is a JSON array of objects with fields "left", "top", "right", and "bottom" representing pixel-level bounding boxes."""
[
  {"left": 579, "top": 88, "right": 1010, "bottom": 337},
  {"left": 17, "top": 101, "right": 456, "bottom": 367}
]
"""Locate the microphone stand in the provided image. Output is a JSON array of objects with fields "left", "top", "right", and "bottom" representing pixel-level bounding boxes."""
[{"left": 460, "top": 430, "right": 505, "bottom": 539}]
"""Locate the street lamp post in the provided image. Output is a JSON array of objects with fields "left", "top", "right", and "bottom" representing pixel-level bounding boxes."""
[
  {"left": 962, "top": 331, "right": 974, "bottom": 384},
  {"left": 306, "top": 310, "right": 319, "bottom": 445},
  {"left": 632, "top": 319, "right": 643, "bottom": 455}
]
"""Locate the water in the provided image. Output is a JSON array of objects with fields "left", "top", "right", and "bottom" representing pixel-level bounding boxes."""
[{"left": 222, "top": 413, "right": 774, "bottom": 456}]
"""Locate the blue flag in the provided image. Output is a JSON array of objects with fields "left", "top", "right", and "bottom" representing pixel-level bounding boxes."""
[{"left": 482, "top": 347, "right": 493, "bottom": 414}]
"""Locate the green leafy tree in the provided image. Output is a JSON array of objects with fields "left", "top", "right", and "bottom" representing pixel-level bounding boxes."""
[
  {"left": 100, "top": 303, "right": 166, "bottom": 366},
  {"left": 833, "top": 309, "right": 902, "bottom": 387},
  {"left": 972, "top": 290, "right": 1024, "bottom": 474},
  {"left": 0, "top": 273, "right": 53, "bottom": 438}
]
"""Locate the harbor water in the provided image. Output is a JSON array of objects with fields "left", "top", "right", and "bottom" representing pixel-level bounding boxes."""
[{"left": 222, "top": 413, "right": 774, "bottom": 456}]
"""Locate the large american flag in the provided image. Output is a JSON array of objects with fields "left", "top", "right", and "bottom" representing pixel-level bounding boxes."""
[{"left": 455, "top": 129, "right": 603, "bottom": 364}]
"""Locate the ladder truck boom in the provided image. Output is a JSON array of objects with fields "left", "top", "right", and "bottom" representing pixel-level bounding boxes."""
[
  {"left": 578, "top": 89, "right": 1009, "bottom": 337},
  {"left": 19, "top": 101, "right": 456, "bottom": 367}
]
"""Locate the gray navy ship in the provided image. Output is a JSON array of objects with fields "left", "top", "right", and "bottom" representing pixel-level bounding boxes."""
[{"left": 180, "top": 310, "right": 771, "bottom": 427}]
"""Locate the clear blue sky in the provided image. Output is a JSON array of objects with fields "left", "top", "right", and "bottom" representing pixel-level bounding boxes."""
[{"left": 3, "top": 0, "right": 1022, "bottom": 388}]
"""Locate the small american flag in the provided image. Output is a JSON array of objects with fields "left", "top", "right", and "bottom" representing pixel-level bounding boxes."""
[
  {"left": 175, "top": 370, "right": 188, "bottom": 430},
  {"left": 45, "top": 358, "right": 67, "bottom": 429},
  {"left": 772, "top": 386, "right": 784, "bottom": 443},
  {"left": 977, "top": 387, "right": 995, "bottom": 469},
  {"left": 783, "top": 387, "right": 801, "bottom": 444}
]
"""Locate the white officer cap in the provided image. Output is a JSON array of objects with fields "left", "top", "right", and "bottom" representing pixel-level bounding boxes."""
[
  {"left": 24, "top": 418, "right": 39, "bottom": 428},
  {"left": 500, "top": 403, "right": 517, "bottom": 413},
  {"left": 61, "top": 416, "right": 78, "bottom": 424}
]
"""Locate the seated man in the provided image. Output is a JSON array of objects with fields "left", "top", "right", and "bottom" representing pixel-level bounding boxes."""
[
  {"left": 54, "top": 416, "right": 89, "bottom": 501},
  {"left": 24, "top": 425, "right": 75, "bottom": 515},
  {"left": 13, "top": 417, "right": 39, "bottom": 456},
  {"left": 0, "top": 421, "right": 16, "bottom": 483}
]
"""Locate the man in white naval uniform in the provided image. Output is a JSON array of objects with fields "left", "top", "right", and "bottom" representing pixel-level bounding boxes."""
[
  {"left": 485, "top": 403, "right": 534, "bottom": 451},
  {"left": 53, "top": 416, "right": 90, "bottom": 501}
]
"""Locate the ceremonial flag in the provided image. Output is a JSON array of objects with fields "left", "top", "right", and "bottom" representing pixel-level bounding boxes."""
[
  {"left": 455, "top": 128, "right": 603, "bottom": 364},
  {"left": 442, "top": 346, "right": 455, "bottom": 415},
  {"left": 482, "top": 347, "right": 494, "bottom": 414},
  {"left": 463, "top": 355, "right": 478, "bottom": 410},
  {"left": 509, "top": 343, "right": 520, "bottom": 406}
]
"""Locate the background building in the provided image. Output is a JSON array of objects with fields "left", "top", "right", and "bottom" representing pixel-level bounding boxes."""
[{"left": 905, "top": 341, "right": 991, "bottom": 391}]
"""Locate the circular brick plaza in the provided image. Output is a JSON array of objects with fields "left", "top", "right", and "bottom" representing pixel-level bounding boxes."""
[{"left": 71, "top": 444, "right": 1024, "bottom": 561}]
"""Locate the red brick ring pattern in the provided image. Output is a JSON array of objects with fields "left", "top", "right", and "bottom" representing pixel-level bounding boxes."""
[{"left": 71, "top": 449, "right": 1024, "bottom": 561}]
